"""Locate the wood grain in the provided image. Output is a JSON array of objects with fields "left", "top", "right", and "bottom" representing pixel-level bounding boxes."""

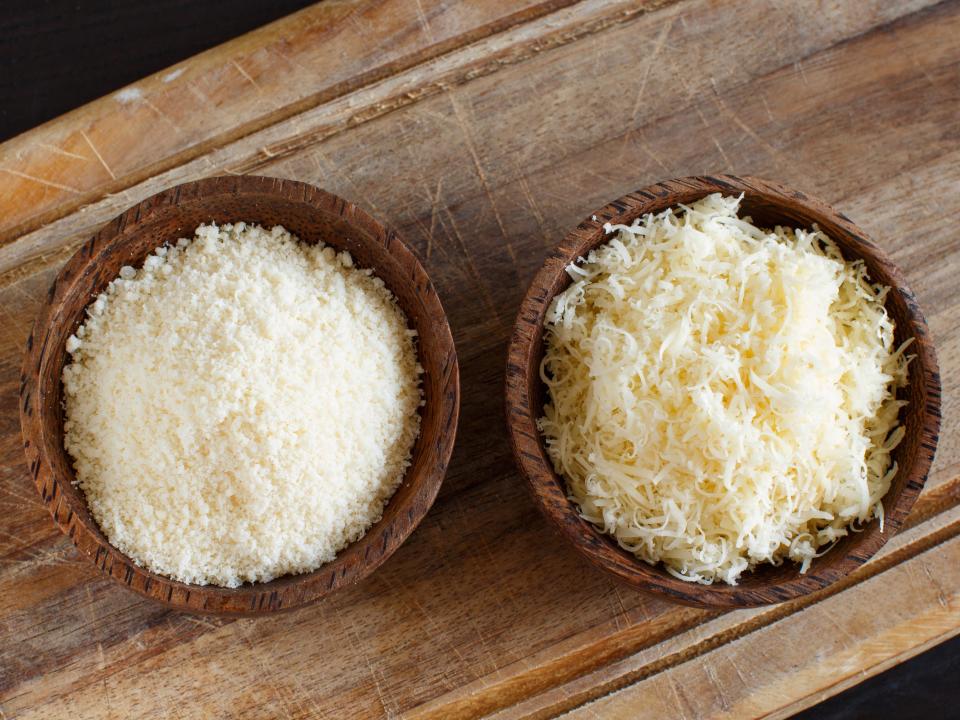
[
  {"left": 506, "top": 174, "right": 941, "bottom": 608},
  {"left": 1, "top": 0, "right": 958, "bottom": 717},
  {"left": 560, "top": 505, "right": 960, "bottom": 720},
  {"left": 19, "top": 175, "right": 459, "bottom": 615},
  {"left": 0, "top": 0, "right": 580, "bottom": 245}
]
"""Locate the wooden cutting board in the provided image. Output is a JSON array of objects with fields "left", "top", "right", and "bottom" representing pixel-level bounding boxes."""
[{"left": 1, "top": 1, "right": 958, "bottom": 717}]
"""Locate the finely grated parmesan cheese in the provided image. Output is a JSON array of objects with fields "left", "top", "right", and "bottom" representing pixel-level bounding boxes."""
[
  {"left": 63, "top": 223, "right": 423, "bottom": 587},
  {"left": 539, "top": 194, "right": 909, "bottom": 585}
]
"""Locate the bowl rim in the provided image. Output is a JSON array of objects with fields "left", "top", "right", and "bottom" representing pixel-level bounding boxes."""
[
  {"left": 505, "top": 174, "right": 941, "bottom": 608},
  {"left": 20, "top": 175, "right": 460, "bottom": 615}
]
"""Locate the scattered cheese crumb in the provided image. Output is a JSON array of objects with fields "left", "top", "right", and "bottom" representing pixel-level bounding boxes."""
[
  {"left": 63, "top": 223, "right": 423, "bottom": 587},
  {"left": 113, "top": 87, "right": 143, "bottom": 104},
  {"left": 539, "top": 194, "right": 909, "bottom": 584},
  {"left": 162, "top": 68, "right": 185, "bottom": 83}
]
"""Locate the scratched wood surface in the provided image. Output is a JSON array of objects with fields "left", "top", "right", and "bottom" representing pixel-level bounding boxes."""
[{"left": 1, "top": 1, "right": 958, "bottom": 718}]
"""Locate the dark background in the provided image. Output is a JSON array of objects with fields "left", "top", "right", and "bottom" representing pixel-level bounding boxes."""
[
  {"left": 1, "top": 2, "right": 957, "bottom": 718},
  {"left": 0, "top": 0, "right": 314, "bottom": 142}
]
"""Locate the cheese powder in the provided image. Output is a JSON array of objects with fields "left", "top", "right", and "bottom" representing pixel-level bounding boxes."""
[
  {"left": 63, "top": 223, "right": 423, "bottom": 587},
  {"left": 539, "top": 194, "right": 909, "bottom": 585}
]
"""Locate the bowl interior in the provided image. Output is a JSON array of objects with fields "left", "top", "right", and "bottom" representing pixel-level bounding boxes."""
[
  {"left": 27, "top": 176, "right": 458, "bottom": 614},
  {"left": 509, "top": 175, "right": 939, "bottom": 607}
]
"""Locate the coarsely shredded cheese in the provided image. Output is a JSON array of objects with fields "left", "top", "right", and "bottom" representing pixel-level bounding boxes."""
[
  {"left": 63, "top": 223, "right": 423, "bottom": 587},
  {"left": 539, "top": 194, "right": 909, "bottom": 584}
]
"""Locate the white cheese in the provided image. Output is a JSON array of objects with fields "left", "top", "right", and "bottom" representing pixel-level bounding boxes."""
[
  {"left": 539, "top": 194, "right": 909, "bottom": 584},
  {"left": 63, "top": 223, "right": 423, "bottom": 587}
]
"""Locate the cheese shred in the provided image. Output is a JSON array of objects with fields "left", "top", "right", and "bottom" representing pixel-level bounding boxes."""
[{"left": 539, "top": 194, "right": 909, "bottom": 584}]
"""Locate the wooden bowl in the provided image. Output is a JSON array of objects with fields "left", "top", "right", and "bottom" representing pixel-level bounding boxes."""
[
  {"left": 505, "top": 175, "right": 941, "bottom": 608},
  {"left": 20, "top": 175, "right": 459, "bottom": 615}
]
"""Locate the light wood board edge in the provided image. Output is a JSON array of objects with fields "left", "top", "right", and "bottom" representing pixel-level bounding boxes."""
[
  {"left": 406, "top": 485, "right": 960, "bottom": 719},
  {"left": 557, "top": 510, "right": 960, "bottom": 720},
  {"left": 0, "top": 0, "right": 681, "bottom": 249}
]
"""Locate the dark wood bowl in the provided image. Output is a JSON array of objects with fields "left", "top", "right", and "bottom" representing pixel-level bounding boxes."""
[
  {"left": 505, "top": 175, "right": 941, "bottom": 609},
  {"left": 20, "top": 175, "right": 459, "bottom": 615}
]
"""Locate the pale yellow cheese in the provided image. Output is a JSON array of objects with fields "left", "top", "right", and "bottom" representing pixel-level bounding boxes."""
[
  {"left": 539, "top": 194, "right": 909, "bottom": 585},
  {"left": 63, "top": 223, "right": 423, "bottom": 587}
]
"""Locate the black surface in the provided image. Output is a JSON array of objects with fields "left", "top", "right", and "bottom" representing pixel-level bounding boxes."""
[
  {"left": 0, "top": 0, "right": 314, "bottom": 142},
  {"left": 0, "top": 2, "right": 956, "bottom": 718},
  {"left": 793, "top": 633, "right": 960, "bottom": 720}
]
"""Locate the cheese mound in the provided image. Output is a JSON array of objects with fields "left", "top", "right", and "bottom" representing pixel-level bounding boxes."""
[
  {"left": 539, "top": 194, "right": 908, "bottom": 585},
  {"left": 63, "top": 223, "right": 423, "bottom": 587}
]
